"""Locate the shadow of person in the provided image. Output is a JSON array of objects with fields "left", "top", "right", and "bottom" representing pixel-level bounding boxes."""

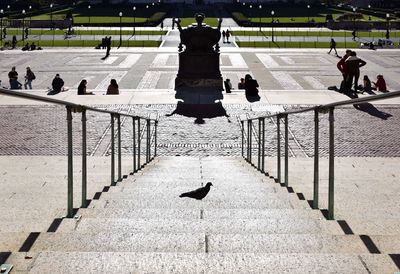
[
  {"left": 354, "top": 102, "right": 392, "bottom": 120},
  {"left": 166, "top": 87, "right": 230, "bottom": 123},
  {"left": 246, "top": 94, "right": 261, "bottom": 103}
]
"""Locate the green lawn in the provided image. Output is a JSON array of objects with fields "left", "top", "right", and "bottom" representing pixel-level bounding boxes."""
[
  {"left": 3, "top": 29, "right": 166, "bottom": 36},
  {"left": 232, "top": 30, "right": 400, "bottom": 38},
  {"left": 237, "top": 41, "right": 359, "bottom": 48},
  {"left": 0, "top": 39, "right": 161, "bottom": 47}
]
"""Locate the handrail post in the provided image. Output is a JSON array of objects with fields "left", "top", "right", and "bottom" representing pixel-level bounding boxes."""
[
  {"left": 146, "top": 119, "right": 150, "bottom": 163},
  {"left": 277, "top": 115, "right": 281, "bottom": 184},
  {"left": 132, "top": 117, "right": 136, "bottom": 173},
  {"left": 328, "top": 107, "right": 335, "bottom": 220},
  {"left": 261, "top": 118, "right": 265, "bottom": 174},
  {"left": 137, "top": 118, "right": 141, "bottom": 170},
  {"left": 284, "top": 114, "right": 289, "bottom": 187},
  {"left": 117, "top": 115, "right": 122, "bottom": 182},
  {"left": 110, "top": 114, "right": 115, "bottom": 186},
  {"left": 66, "top": 106, "right": 74, "bottom": 218},
  {"left": 241, "top": 121, "right": 244, "bottom": 158},
  {"left": 313, "top": 109, "right": 320, "bottom": 209},
  {"left": 154, "top": 120, "right": 158, "bottom": 158},
  {"left": 248, "top": 120, "right": 252, "bottom": 164},
  {"left": 257, "top": 118, "right": 262, "bottom": 170},
  {"left": 81, "top": 109, "right": 88, "bottom": 208}
]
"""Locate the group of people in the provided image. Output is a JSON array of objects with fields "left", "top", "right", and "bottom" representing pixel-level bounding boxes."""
[
  {"left": 7, "top": 66, "right": 36, "bottom": 90},
  {"left": 224, "top": 74, "right": 259, "bottom": 98},
  {"left": 336, "top": 49, "right": 387, "bottom": 94},
  {"left": 5, "top": 66, "right": 120, "bottom": 96},
  {"left": 22, "top": 42, "right": 40, "bottom": 51},
  {"left": 221, "top": 29, "right": 231, "bottom": 43},
  {"left": 97, "top": 36, "right": 112, "bottom": 58}
]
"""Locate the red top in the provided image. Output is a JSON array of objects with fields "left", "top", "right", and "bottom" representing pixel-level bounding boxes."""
[
  {"left": 374, "top": 77, "right": 387, "bottom": 91},
  {"left": 337, "top": 55, "right": 348, "bottom": 74}
]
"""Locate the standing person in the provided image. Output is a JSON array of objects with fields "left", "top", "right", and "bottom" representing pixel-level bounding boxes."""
[
  {"left": 345, "top": 51, "right": 366, "bottom": 93},
  {"left": 385, "top": 29, "right": 390, "bottom": 40},
  {"left": 12, "top": 35, "right": 17, "bottom": 48},
  {"left": 105, "top": 36, "right": 111, "bottom": 57},
  {"left": 336, "top": 49, "right": 352, "bottom": 92},
  {"left": 352, "top": 30, "right": 356, "bottom": 41},
  {"left": 328, "top": 38, "right": 338, "bottom": 56},
  {"left": 221, "top": 30, "right": 226, "bottom": 43},
  {"left": 8, "top": 66, "right": 18, "bottom": 87},
  {"left": 77, "top": 79, "right": 94, "bottom": 95},
  {"left": 50, "top": 74, "right": 65, "bottom": 95},
  {"left": 106, "top": 79, "right": 119, "bottom": 95},
  {"left": 24, "top": 27, "right": 29, "bottom": 39},
  {"left": 224, "top": 78, "right": 232, "bottom": 93},
  {"left": 2, "top": 27, "right": 6, "bottom": 39},
  {"left": 373, "top": 75, "right": 388, "bottom": 92},
  {"left": 24, "top": 66, "right": 35, "bottom": 89},
  {"left": 172, "top": 17, "right": 175, "bottom": 30},
  {"left": 226, "top": 29, "right": 230, "bottom": 43}
]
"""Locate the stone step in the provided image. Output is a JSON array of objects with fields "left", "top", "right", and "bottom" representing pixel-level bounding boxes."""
[
  {"left": 0, "top": 232, "right": 30, "bottom": 252},
  {"left": 58, "top": 218, "right": 343, "bottom": 235},
  {"left": 77, "top": 208, "right": 324, "bottom": 220},
  {"left": 29, "top": 232, "right": 370, "bottom": 254},
  {"left": 23, "top": 252, "right": 398, "bottom": 274}
]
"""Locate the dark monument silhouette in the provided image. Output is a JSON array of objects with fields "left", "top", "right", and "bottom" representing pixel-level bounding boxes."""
[{"left": 175, "top": 14, "right": 223, "bottom": 90}]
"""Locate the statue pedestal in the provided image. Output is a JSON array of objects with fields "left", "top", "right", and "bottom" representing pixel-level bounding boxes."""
[{"left": 175, "top": 52, "right": 223, "bottom": 90}]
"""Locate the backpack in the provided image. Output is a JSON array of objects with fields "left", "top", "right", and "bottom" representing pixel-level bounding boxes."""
[{"left": 31, "top": 73, "right": 36, "bottom": 80}]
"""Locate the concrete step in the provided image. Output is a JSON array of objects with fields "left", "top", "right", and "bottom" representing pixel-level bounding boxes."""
[
  {"left": 23, "top": 252, "right": 398, "bottom": 274},
  {"left": 77, "top": 208, "right": 324, "bottom": 220},
  {"left": 58, "top": 218, "right": 343, "bottom": 235},
  {"left": 0, "top": 232, "right": 30, "bottom": 251},
  {"left": 29, "top": 232, "right": 370, "bottom": 254}
]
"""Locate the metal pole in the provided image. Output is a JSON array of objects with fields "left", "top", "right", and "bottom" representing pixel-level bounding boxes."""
[
  {"left": 66, "top": 107, "right": 74, "bottom": 218},
  {"left": 246, "top": 121, "right": 250, "bottom": 161},
  {"left": 81, "top": 110, "right": 88, "bottom": 208},
  {"left": 110, "top": 114, "right": 115, "bottom": 186},
  {"left": 137, "top": 118, "right": 141, "bottom": 170},
  {"left": 132, "top": 117, "right": 136, "bottom": 173},
  {"left": 154, "top": 121, "right": 158, "bottom": 158},
  {"left": 328, "top": 107, "right": 335, "bottom": 220},
  {"left": 241, "top": 121, "right": 244, "bottom": 158},
  {"left": 313, "top": 109, "right": 319, "bottom": 209},
  {"left": 261, "top": 118, "right": 265, "bottom": 173},
  {"left": 146, "top": 119, "right": 150, "bottom": 163},
  {"left": 284, "top": 114, "right": 289, "bottom": 187},
  {"left": 117, "top": 115, "right": 122, "bottom": 182},
  {"left": 258, "top": 118, "right": 262, "bottom": 170},
  {"left": 249, "top": 120, "right": 252, "bottom": 164},
  {"left": 277, "top": 115, "right": 281, "bottom": 184}
]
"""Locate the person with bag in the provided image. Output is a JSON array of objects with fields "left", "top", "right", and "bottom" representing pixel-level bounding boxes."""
[{"left": 24, "top": 66, "right": 35, "bottom": 89}]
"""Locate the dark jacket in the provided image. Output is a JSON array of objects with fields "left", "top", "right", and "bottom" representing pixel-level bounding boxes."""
[
  {"left": 52, "top": 77, "right": 64, "bottom": 92},
  {"left": 245, "top": 79, "right": 259, "bottom": 96}
]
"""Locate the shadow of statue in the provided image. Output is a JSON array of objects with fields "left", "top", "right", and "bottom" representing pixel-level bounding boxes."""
[{"left": 166, "top": 87, "right": 230, "bottom": 123}]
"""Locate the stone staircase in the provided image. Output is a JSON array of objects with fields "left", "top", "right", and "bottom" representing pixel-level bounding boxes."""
[{"left": 4, "top": 156, "right": 399, "bottom": 273}]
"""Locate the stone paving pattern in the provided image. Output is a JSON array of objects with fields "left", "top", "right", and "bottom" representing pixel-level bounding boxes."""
[{"left": 0, "top": 104, "right": 399, "bottom": 157}]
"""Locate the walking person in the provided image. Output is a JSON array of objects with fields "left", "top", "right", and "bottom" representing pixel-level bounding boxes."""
[
  {"left": 352, "top": 30, "right": 356, "bottom": 41},
  {"left": 2, "top": 27, "right": 6, "bottom": 39},
  {"left": 24, "top": 27, "right": 29, "bottom": 39},
  {"left": 226, "top": 29, "right": 230, "bottom": 43},
  {"left": 345, "top": 51, "right": 366, "bottom": 93},
  {"left": 221, "top": 30, "right": 226, "bottom": 43},
  {"left": 328, "top": 38, "right": 338, "bottom": 56},
  {"left": 12, "top": 35, "right": 17, "bottom": 48},
  {"left": 105, "top": 36, "right": 111, "bottom": 58},
  {"left": 24, "top": 66, "right": 35, "bottom": 89}
]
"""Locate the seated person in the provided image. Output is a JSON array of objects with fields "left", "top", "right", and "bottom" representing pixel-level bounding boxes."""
[
  {"left": 77, "top": 79, "right": 94, "bottom": 95},
  {"left": 361, "top": 75, "right": 372, "bottom": 94},
  {"left": 238, "top": 78, "right": 245, "bottom": 89},
  {"left": 373, "top": 74, "right": 388, "bottom": 92},
  {"left": 244, "top": 74, "right": 259, "bottom": 96},
  {"left": 10, "top": 79, "right": 23, "bottom": 89},
  {"left": 22, "top": 43, "right": 30, "bottom": 51},
  {"left": 106, "top": 79, "right": 119, "bottom": 95},
  {"left": 224, "top": 79, "right": 232, "bottom": 93},
  {"left": 51, "top": 74, "right": 65, "bottom": 94},
  {"left": 30, "top": 42, "right": 36, "bottom": 51}
]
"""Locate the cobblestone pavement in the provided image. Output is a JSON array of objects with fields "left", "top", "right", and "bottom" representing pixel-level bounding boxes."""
[{"left": 0, "top": 104, "right": 399, "bottom": 157}]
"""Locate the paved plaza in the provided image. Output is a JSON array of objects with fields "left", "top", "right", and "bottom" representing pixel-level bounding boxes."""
[{"left": 0, "top": 45, "right": 400, "bottom": 273}]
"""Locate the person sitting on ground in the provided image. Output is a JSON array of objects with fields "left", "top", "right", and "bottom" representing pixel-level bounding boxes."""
[
  {"left": 224, "top": 78, "right": 232, "bottom": 93},
  {"left": 10, "top": 79, "right": 23, "bottom": 89},
  {"left": 22, "top": 43, "right": 30, "bottom": 51},
  {"left": 238, "top": 78, "right": 245, "bottom": 89},
  {"left": 373, "top": 75, "right": 388, "bottom": 92},
  {"left": 77, "top": 79, "right": 94, "bottom": 95},
  {"left": 106, "top": 79, "right": 119, "bottom": 95},
  {"left": 30, "top": 42, "right": 36, "bottom": 51},
  {"left": 361, "top": 75, "right": 372, "bottom": 94},
  {"left": 51, "top": 74, "right": 65, "bottom": 95},
  {"left": 244, "top": 74, "right": 259, "bottom": 97}
]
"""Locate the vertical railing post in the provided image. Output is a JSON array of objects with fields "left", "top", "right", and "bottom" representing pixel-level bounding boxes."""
[
  {"left": 81, "top": 109, "right": 88, "bottom": 208},
  {"left": 328, "top": 107, "right": 335, "bottom": 220},
  {"left": 277, "top": 115, "right": 281, "bottom": 184},
  {"left": 66, "top": 106, "right": 74, "bottom": 218},
  {"left": 110, "top": 114, "right": 115, "bottom": 186},
  {"left": 261, "top": 118, "right": 265, "bottom": 174},
  {"left": 241, "top": 121, "right": 244, "bottom": 158},
  {"left": 146, "top": 119, "right": 150, "bottom": 163},
  {"left": 154, "top": 120, "right": 158, "bottom": 158},
  {"left": 132, "top": 117, "right": 136, "bottom": 173},
  {"left": 248, "top": 120, "right": 252, "bottom": 164},
  {"left": 284, "top": 114, "right": 289, "bottom": 187},
  {"left": 257, "top": 118, "right": 262, "bottom": 170},
  {"left": 137, "top": 118, "right": 141, "bottom": 170},
  {"left": 313, "top": 109, "right": 320, "bottom": 209},
  {"left": 246, "top": 121, "right": 250, "bottom": 161},
  {"left": 117, "top": 115, "right": 122, "bottom": 182}
]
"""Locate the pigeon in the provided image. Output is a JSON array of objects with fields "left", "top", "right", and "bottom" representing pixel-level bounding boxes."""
[{"left": 179, "top": 182, "right": 213, "bottom": 200}]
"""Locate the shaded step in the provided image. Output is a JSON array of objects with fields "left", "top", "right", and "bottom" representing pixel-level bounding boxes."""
[{"left": 0, "top": 232, "right": 30, "bottom": 251}]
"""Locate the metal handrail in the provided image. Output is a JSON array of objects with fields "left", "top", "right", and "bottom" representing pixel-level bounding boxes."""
[
  {"left": 0, "top": 87, "right": 158, "bottom": 218},
  {"left": 241, "top": 90, "right": 400, "bottom": 220}
]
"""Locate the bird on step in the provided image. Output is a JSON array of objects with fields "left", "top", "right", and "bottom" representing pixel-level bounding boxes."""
[{"left": 179, "top": 182, "right": 213, "bottom": 200}]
